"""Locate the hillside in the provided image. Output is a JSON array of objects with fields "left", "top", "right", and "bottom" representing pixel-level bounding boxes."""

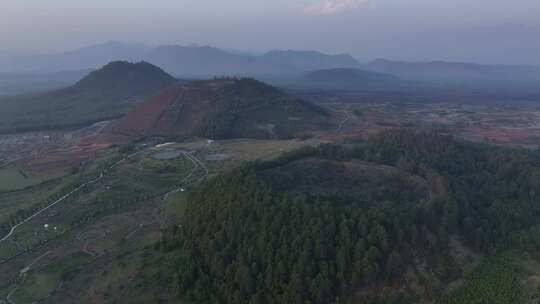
[
  {"left": 110, "top": 78, "right": 331, "bottom": 139},
  {"left": 156, "top": 131, "right": 540, "bottom": 303},
  {"left": 0, "top": 61, "right": 176, "bottom": 133}
]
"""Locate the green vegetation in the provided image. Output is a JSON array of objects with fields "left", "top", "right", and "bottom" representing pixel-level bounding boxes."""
[
  {"left": 0, "top": 176, "right": 74, "bottom": 223},
  {"left": 0, "top": 145, "right": 206, "bottom": 303},
  {"left": 439, "top": 255, "right": 524, "bottom": 304},
  {"left": 163, "top": 177, "right": 432, "bottom": 303},
  {"left": 0, "top": 166, "right": 104, "bottom": 239},
  {"left": 0, "top": 166, "right": 64, "bottom": 193},
  {"left": 141, "top": 155, "right": 194, "bottom": 173},
  {"left": 157, "top": 130, "right": 540, "bottom": 303},
  {"left": 13, "top": 253, "right": 92, "bottom": 303},
  {"left": 360, "top": 130, "right": 540, "bottom": 252},
  {"left": 158, "top": 146, "right": 445, "bottom": 303},
  {"left": 219, "top": 138, "right": 324, "bottom": 161},
  {"left": 4, "top": 132, "right": 540, "bottom": 303},
  {"left": 0, "top": 167, "right": 36, "bottom": 191},
  {"left": 0, "top": 145, "right": 198, "bottom": 249}
]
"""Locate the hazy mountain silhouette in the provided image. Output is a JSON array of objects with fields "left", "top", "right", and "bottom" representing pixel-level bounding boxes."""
[
  {"left": 260, "top": 50, "right": 360, "bottom": 72},
  {"left": 0, "top": 42, "right": 362, "bottom": 76},
  {"left": 0, "top": 41, "right": 150, "bottom": 72},
  {"left": 367, "top": 59, "right": 540, "bottom": 85}
]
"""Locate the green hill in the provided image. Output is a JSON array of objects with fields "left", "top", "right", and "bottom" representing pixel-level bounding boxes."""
[
  {"left": 156, "top": 130, "right": 540, "bottom": 303},
  {"left": 0, "top": 61, "right": 176, "bottom": 133}
]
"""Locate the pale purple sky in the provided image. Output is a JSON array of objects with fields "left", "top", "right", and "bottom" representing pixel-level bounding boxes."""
[{"left": 1, "top": 0, "right": 539, "bottom": 64}]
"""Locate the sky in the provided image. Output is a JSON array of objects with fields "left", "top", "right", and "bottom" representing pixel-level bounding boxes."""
[{"left": 1, "top": 0, "right": 539, "bottom": 64}]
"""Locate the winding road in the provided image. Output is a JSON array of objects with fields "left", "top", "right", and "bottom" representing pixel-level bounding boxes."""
[
  {"left": 184, "top": 152, "right": 209, "bottom": 182},
  {"left": 329, "top": 105, "right": 353, "bottom": 134},
  {"left": 0, "top": 150, "right": 143, "bottom": 243},
  {"left": 0, "top": 147, "right": 210, "bottom": 243},
  {"left": 337, "top": 109, "right": 353, "bottom": 133},
  {"left": 0, "top": 172, "right": 104, "bottom": 243}
]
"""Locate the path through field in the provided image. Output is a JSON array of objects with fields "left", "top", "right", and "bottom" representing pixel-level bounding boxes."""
[
  {"left": 0, "top": 172, "right": 104, "bottom": 243},
  {"left": 0, "top": 150, "right": 144, "bottom": 243}
]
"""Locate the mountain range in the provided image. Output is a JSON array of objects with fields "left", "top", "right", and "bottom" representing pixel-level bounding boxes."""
[
  {"left": 0, "top": 42, "right": 150, "bottom": 73},
  {"left": 2, "top": 41, "right": 540, "bottom": 87},
  {"left": 0, "top": 41, "right": 361, "bottom": 77}
]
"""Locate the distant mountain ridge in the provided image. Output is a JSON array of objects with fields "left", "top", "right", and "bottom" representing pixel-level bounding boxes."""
[
  {"left": 0, "top": 41, "right": 150, "bottom": 73},
  {"left": 0, "top": 41, "right": 361, "bottom": 76},
  {"left": 260, "top": 50, "right": 359, "bottom": 72},
  {"left": 145, "top": 45, "right": 361, "bottom": 76},
  {"left": 367, "top": 58, "right": 540, "bottom": 85},
  {"left": 143, "top": 45, "right": 279, "bottom": 76},
  {"left": 3, "top": 41, "right": 540, "bottom": 93}
]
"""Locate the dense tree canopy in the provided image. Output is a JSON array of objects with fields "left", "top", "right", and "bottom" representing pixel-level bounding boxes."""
[{"left": 159, "top": 130, "right": 540, "bottom": 303}]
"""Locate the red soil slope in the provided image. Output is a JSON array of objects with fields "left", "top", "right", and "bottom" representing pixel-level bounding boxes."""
[
  {"left": 108, "top": 79, "right": 331, "bottom": 140},
  {"left": 110, "top": 80, "right": 232, "bottom": 137}
]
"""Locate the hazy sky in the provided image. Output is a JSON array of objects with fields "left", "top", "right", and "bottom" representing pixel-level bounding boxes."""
[{"left": 1, "top": 0, "right": 539, "bottom": 64}]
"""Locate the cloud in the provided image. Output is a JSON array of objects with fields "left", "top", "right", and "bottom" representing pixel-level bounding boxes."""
[{"left": 303, "top": 0, "right": 369, "bottom": 15}]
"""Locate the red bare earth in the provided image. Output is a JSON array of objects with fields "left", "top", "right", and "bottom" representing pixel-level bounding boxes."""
[
  {"left": 107, "top": 78, "right": 332, "bottom": 140},
  {"left": 109, "top": 80, "right": 232, "bottom": 138}
]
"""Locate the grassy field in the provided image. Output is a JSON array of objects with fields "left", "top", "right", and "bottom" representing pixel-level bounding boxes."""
[
  {"left": 13, "top": 252, "right": 93, "bottom": 303},
  {"left": 0, "top": 167, "right": 37, "bottom": 191},
  {"left": 438, "top": 254, "right": 526, "bottom": 304},
  {"left": 219, "top": 138, "right": 324, "bottom": 161},
  {"left": 0, "top": 176, "right": 75, "bottom": 223}
]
